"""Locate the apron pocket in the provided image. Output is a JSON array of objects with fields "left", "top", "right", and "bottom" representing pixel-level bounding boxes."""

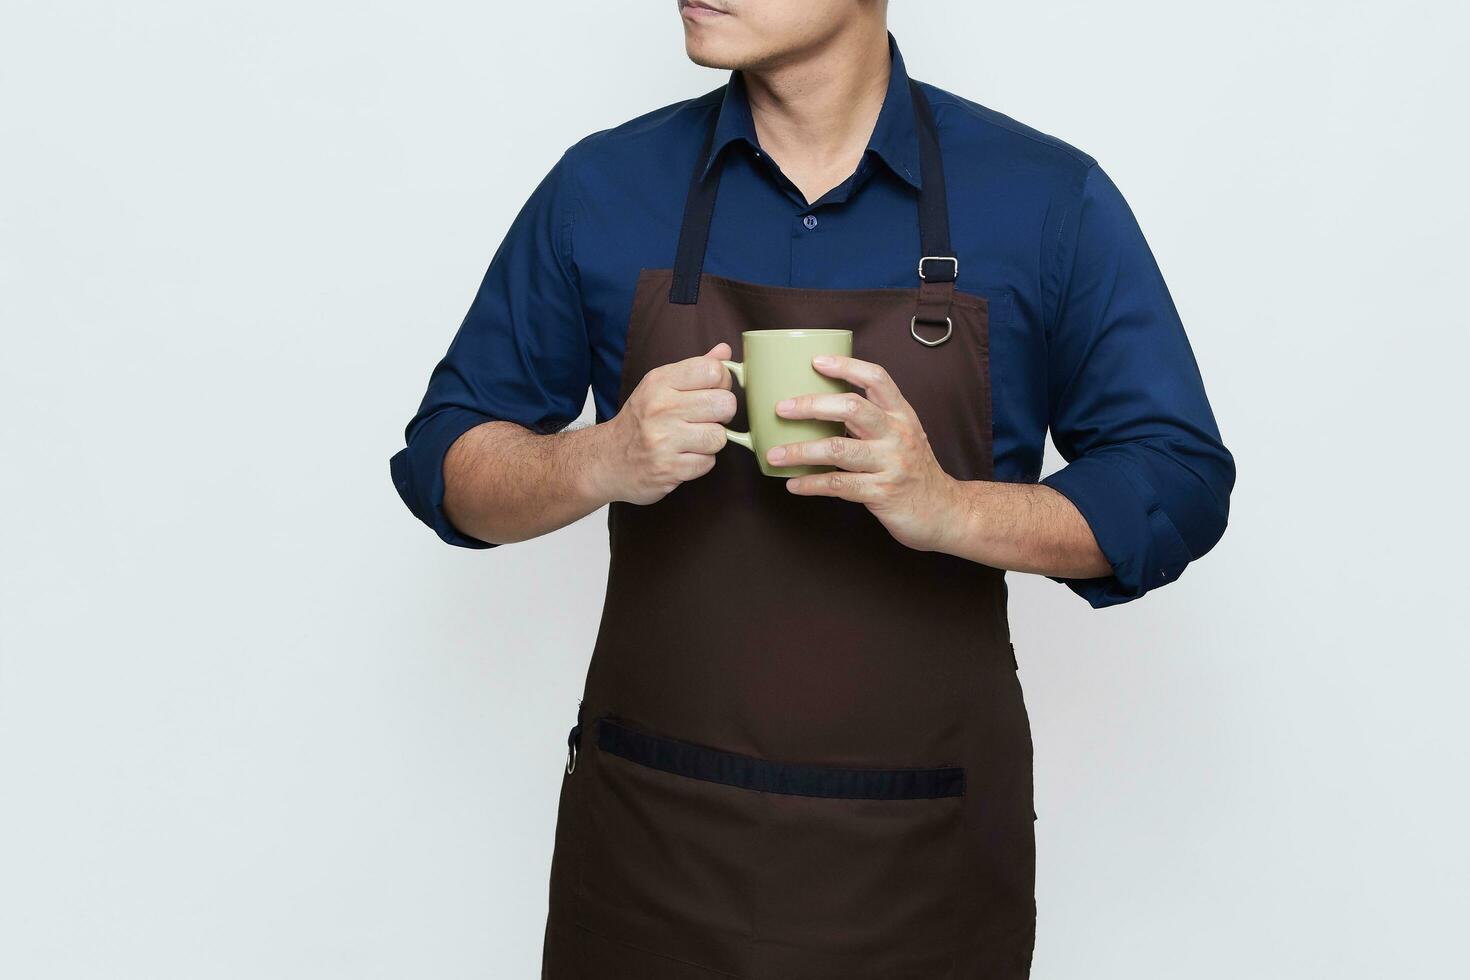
[
  {"left": 578, "top": 715, "right": 965, "bottom": 978},
  {"left": 575, "top": 715, "right": 766, "bottom": 975},
  {"left": 746, "top": 767, "right": 965, "bottom": 978}
]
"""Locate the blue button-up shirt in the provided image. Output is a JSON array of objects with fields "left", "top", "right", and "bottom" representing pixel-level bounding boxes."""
[{"left": 390, "top": 34, "right": 1234, "bottom": 608}]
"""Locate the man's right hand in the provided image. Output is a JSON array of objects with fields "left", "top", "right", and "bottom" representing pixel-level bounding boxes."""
[{"left": 591, "top": 342, "right": 737, "bottom": 505}]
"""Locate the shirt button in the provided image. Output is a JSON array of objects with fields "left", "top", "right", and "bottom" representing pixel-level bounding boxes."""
[{"left": 802, "top": 214, "right": 818, "bottom": 230}]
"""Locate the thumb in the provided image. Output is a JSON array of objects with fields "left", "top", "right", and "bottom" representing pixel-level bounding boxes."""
[{"left": 706, "top": 341, "right": 732, "bottom": 359}]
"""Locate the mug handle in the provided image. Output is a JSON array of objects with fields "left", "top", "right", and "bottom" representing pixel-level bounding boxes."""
[{"left": 719, "top": 359, "right": 753, "bottom": 452}]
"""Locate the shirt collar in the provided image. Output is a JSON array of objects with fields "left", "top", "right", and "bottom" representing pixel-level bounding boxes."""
[{"left": 701, "top": 31, "right": 922, "bottom": 191}]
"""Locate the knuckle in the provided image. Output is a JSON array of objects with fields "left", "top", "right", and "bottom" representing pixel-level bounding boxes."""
[
  {"left": 826, "top": 436, "right": 846, "bottom": 457},
  {"left": 680, "top": 453, "right": 714, "bottom": 482},
  {"left": 641, "top": 373, "right": 669, "bottom": 398},
  {"left": 825, "top": 472, "right": 846, "bottom": 493},
  {"left": 844, "top": 394, "right": 863, "bottom": 416}
]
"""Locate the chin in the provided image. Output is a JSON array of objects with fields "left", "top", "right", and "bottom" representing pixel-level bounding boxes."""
[
  {"left": 684, "top": 37, "right": 752, "bottom": 71},
  {"left": 684, "top": 20, "right": 782, "bottom": 72}
]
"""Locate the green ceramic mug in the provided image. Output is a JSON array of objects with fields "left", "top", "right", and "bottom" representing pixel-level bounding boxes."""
[{"left": 720, "top": 328, "right": 854, "bottom": 478}]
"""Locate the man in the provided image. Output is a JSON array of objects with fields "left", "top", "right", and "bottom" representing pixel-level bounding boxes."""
[{"left": 390, "top": 2, "right": 1234, "bottom": 976}]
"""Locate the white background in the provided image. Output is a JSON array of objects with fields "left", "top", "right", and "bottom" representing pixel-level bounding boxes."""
[{"left": 2, "top": 2, "right": 1466, "bottom": 977}]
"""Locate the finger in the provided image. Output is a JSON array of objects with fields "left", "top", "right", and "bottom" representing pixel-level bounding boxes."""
[
  {"left": 810, "top": 354, "right": 906, "bottom": 412},
  {"left": 671, "top": 421, "right": 729, "bottom": 455},
  {"left": 775, "top": 391, "right": 886, "bottom": 438},
  {"left": 673, "top": 451, "right": 718, "bottom": 482},
  {"left": 784, "top": 469, "right": 875, "bottom": 502},
  {"left": 669, "top": 386, "right": 737, "bottom": 423},
  {"left": 767, "top": 435, "right": 880, "bottom": 473},
  {"left": 663, "top": 346, "right": 733, "bottom": 391}
]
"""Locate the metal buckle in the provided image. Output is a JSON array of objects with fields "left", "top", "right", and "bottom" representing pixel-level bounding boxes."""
[
  {"left": 566, "top": 718, "right": 582, "bottom": 774},
  {"left": 911, "top": 315, "right": 953, "bottom": 346},
  {"left": 917, "top": 256, "right": 958, "bottom": 281}
]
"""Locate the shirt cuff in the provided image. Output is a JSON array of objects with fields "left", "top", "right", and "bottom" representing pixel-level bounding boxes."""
[
  {"left": 390, "top": 407, "right": 500, "bottom": 549},
  {"left": 1040, "top": 453, "right": 1195, "bottom": 608}
]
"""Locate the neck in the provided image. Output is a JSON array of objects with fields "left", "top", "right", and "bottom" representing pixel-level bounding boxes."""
[{"left": 740, "top": 24, "right": 891, "bottom": 199}]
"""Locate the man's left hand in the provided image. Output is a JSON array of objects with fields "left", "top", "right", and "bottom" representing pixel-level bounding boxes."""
[{"left": 768, "top": 354, "right": 959, "bottom": 553}]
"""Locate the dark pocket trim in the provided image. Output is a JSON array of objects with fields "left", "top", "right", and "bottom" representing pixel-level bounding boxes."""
[{"left": 596, "top": 717, "right": 964, "bottom": 800}]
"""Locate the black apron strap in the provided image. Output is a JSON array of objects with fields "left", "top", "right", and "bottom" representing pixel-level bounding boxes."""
[
  {"left": 670, "top": 77, "right": 958, "bottom": 346},
  {"left": 669, "top": 114, "right": 722, "bottom": 305},
  {"left": 910, "top": 78, "right": 953, "bottom": 269},
  {"left": 909, "top": 79, "right": 957, "bottom": 345}
]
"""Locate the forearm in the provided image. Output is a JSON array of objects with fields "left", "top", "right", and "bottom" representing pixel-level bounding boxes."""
[
  {"left": 935, "top": 479, "right": 1112, "bottom": 579},
  {"left": 437, "top": 343, "right": 737, "bottom": 546},
  {"left": 442, "top": 419, "right": 614, "bottom": 545}
]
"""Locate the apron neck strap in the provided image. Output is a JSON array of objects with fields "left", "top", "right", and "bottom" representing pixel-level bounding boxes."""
[
  {"left": 669, "top": 78, "right": 957, "bottom": 325},
  {"left": 910, "top": 78, "right": 953, "bottom": 275},
  {"left": 668, "top": 116, "right": 722, "bottom": 307},
  {"left": 909, "top": 79, "right": 957, "bottom": 344}
]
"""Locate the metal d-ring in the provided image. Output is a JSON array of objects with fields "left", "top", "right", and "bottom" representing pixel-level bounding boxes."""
[
  {"left": 911, "top": 315, "right": 953, "bottom": 347},
  {"left": 565, "top": 719, "right": 581, "bottom": 775}
]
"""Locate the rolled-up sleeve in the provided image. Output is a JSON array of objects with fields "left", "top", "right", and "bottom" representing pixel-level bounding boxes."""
[
  {"left": 389, "top": 149, "right": 590, "bottom": 548},
  {"left": 1039, "top": 162, "right": 1235, "bottom": 607}
]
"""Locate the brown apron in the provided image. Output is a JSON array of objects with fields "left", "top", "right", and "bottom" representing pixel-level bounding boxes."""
[{"left": 542, "top": 80, "right": 1036, "bottom": 979}]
